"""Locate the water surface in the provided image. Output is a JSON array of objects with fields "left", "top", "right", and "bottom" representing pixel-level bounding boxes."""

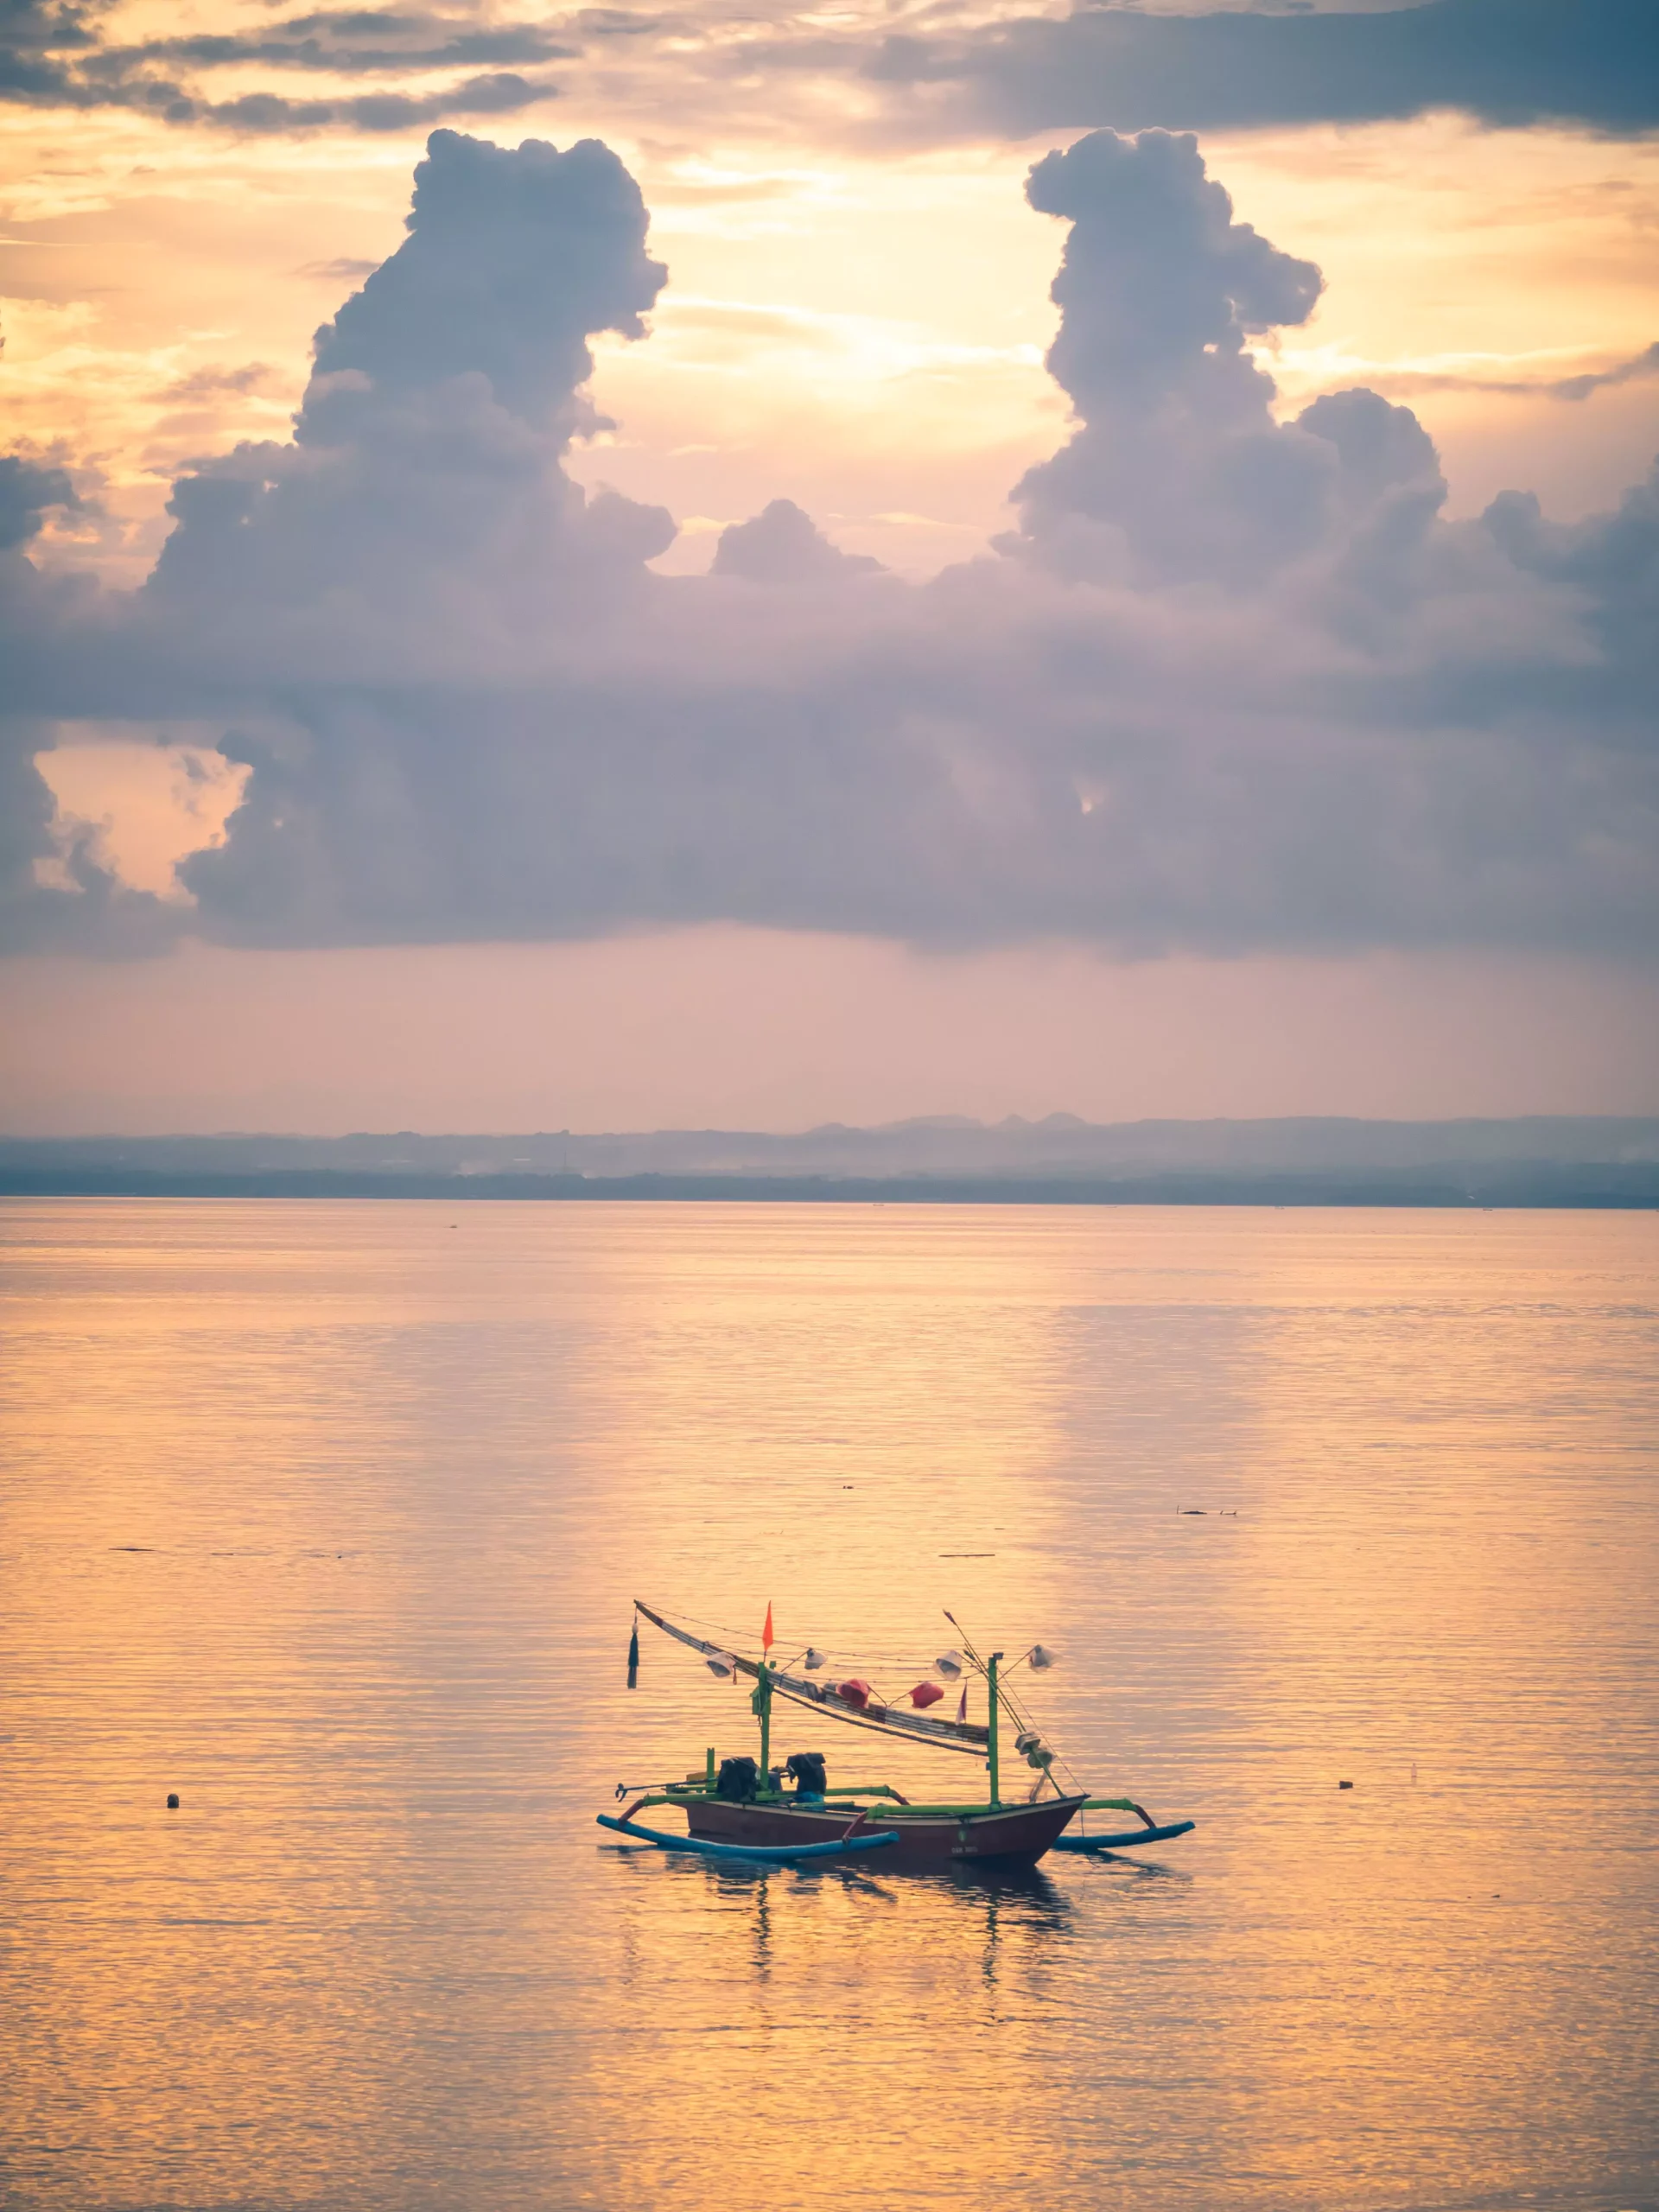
[{"left": 3, "top": 1199, "right": 1656, "bottom": 2212}]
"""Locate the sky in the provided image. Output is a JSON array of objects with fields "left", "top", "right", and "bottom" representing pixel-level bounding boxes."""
[{"left": 1, "top": 0, "right": 1656, "bottom": 1133}]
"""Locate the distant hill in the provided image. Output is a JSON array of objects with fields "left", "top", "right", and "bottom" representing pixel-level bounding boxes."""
[{"left": 2, "top": 1117, "right": 1656, "bottom": 1206}]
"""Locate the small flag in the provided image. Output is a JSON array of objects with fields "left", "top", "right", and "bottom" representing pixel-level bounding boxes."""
[
  {"left": 762, "top": 1602, "right": 774, "bottom": 1652},
  {"left": 956, "top": 1683, "right": 968, "bottom": 1725}
]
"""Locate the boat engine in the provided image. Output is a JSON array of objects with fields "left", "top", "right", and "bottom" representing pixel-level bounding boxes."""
[
  {"left": 785, "top": 1751, "right": 827, "bottom": 1796},
  {"left": 715, "top": 1755, "right": 760, "bottom": 1802}
]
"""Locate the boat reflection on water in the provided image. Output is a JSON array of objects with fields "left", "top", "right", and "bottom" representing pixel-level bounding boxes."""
[
  {"left": 602, "top": 1841, "right": 1084, "bottom": 2013},
  {"left": 601, "top": 1840, "right": 1083, "bottom": 1920},
  {"left": 592, "top": 1839, "right": 1199, "bottom": 2208}
]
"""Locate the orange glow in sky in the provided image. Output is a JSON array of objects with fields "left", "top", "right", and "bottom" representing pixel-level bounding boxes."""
[{"left": 3, "top": 0, "right": 1656, "bottom": 1127}]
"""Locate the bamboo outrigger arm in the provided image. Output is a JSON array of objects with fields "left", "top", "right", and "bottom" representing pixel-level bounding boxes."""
[{"left": 1052, "top": 1820, "right": 1198, "bottom": 1853}]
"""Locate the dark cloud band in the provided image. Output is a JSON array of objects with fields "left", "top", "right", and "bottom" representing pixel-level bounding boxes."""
[
  {"left": 3, "top": 0, "right": 1656, "bottom": 139},
  {"left": 858, "top": 0, "right": 1659, "bottom": 142},
  {"left": 0, "top": 0, "right": 560, "bottom": 128}
]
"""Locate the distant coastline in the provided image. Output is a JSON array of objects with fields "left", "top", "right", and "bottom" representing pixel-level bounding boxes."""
[
  {"left": 4, "top": 1116, "right": 1657, "bottom": 1208},
  {"left": 3, "top": 1171, "right": 1657, "bottom": 1208}
]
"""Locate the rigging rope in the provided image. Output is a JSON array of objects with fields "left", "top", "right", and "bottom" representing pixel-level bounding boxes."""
[{"left": 639, "top": 1599, "right": 1098, "bottom": 1794}]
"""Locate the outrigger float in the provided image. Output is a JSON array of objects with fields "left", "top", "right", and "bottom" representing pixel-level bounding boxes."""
[{"left": 598, "top": 1600, "right": 1195, "bottom": 1872}]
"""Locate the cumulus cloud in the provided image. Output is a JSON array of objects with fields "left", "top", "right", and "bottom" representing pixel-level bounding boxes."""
[
  {"left": 308, "top": 130, "right": 662, "bottom": 423},
  {"left": 712, "top": 499, "right": 882, "bottom": 584},
  {"left": 0, "top": 455, "right": 181, "bottom": 951},
  {"left": 1, "top": 127, "right": 1655, "bottom": 962},
  {"left": 0, "top": 453, "right": 76, "bottom": 547},
  {"left": 1007, "top": 128, "right": 1340, "bottom": 586},
  {"left": 141, "top": 127, "right": 673, "bottom": 656}
]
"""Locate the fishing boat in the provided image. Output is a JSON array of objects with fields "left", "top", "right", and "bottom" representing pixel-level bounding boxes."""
[{"left": 597, "top": 1600, "right": 1195, "bottom": 1870}]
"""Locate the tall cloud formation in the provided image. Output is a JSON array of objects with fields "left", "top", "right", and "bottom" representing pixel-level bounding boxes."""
[
  {"left": 2, "top": 127, "right": 1655, "bottom": 959},
  {"left": 145, "top": 125, "right": 672, "bottom": 648},
  {"left": 1012, "top": 128, "right": 1335, "bottom": 584}
]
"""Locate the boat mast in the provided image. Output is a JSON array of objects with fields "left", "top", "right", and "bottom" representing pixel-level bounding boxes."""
[
  {"left": 988, "top": 1651, "right": 1002, "bottom": 1805},
  {"left": 755, "top": 1656, "right": 773, "bottom": 1785},
  {"left": 944, "top": 1612, "right": 1009, "bottom": 1807}
]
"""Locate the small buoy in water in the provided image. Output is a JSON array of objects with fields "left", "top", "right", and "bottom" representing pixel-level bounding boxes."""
[
  {"left": 166, "top": 1793, "right": 180, "bottom": 1808},
  {"left": 1338, "top": 1779, "right": 1353, "bottom": 1790}
]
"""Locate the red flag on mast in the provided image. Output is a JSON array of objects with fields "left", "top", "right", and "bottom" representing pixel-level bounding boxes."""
[{"left": 762, "top": 1602, "right": 775, "bottom": 1652}]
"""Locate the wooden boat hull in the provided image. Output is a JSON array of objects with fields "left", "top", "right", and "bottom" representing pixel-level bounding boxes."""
[
  {"left": 683, "top": 1793, "right": 1087, "bottom": 1869},
  {"left": 597, "top": 1813, "right": 900, "bottom": 1862}
]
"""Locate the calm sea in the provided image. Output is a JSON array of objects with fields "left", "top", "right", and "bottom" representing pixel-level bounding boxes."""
[{"left": 2, "top": 1199, "right": 1656, "bottom": 2212}]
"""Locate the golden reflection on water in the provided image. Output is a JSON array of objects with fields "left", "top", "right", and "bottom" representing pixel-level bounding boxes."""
[{"left": 2, "top": 1200, "right": 1656, "bottom": 2212}]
